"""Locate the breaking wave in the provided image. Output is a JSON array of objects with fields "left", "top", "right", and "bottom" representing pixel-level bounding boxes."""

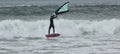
[{"left": 0, "top": 18, "right": 120, "bottom": 39}]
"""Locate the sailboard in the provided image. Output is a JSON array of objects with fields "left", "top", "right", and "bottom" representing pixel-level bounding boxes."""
[
  {"left": 45, "top": 2, "right": 69, "bottom": 39},
  {"left": 46, "top": 33, "right": 60, "bottom": 37}
]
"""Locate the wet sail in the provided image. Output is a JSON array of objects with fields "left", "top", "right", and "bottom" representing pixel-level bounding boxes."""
[{"left": 55, "top": 2, "right": 69, "bottom": 15}]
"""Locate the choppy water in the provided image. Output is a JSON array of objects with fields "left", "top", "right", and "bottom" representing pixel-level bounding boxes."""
[
  {"left": 0, "top": 32, "right": 120, "bottom": 54},
  {"left": 0, "top": 5, "right": 120, "bottom": 20},
  {"left": 0, "top": 19, "right": 120, "bottom": 54},
  {"left": 0, "top": 0, "right": 120, "bottom": 54},
  {"left": 1, "top": 34, "right": 120, "bottom": 54}
]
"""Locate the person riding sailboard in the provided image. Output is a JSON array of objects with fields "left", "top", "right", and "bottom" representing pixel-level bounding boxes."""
[
  {"left": 48, "top": 13, "right": 57, "bottom": 34},
  {"left": 48, "top": 2, "right": 69, "bottom": 34},
  {"left": 46, "top": 2, "right": 69, "bottom": 38}
]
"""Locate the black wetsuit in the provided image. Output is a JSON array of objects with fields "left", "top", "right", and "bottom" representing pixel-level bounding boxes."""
[{"left": 48, "top": 15, "right": 57, "bottom": 34}]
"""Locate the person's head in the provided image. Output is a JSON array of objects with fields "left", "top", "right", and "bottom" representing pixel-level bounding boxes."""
[{"left": 51, "top": 13, "right": 57, "bottom": 18}]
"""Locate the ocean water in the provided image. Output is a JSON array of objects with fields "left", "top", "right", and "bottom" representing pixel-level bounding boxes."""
[{"left": 0, "top": 0, "right": 120, "bottom": 54}]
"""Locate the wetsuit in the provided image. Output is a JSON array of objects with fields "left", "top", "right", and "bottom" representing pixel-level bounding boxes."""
[{"left": 48, "top": 15, "right": 57, "bottom": 34}]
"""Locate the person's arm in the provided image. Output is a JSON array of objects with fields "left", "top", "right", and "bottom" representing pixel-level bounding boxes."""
[
  {"left": 54, "top": 15, "right": 57, "bottom": 18},
  {"left": 51, "top": 15, "right": 57, "bottom": 19},
  {"left": 51, "top": 13, "right": 57, "bottom": 19}
]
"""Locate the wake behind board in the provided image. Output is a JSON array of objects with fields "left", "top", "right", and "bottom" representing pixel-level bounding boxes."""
[{"left": 46, "top": 33, "right": 60, "bottom": 38}]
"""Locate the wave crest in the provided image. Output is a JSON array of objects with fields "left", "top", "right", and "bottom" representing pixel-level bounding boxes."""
[{"left": 0, "top": 19, "right": 120, "bottom": 38}]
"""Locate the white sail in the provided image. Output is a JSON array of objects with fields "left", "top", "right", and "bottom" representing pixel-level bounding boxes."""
[{"left": 55, "top": 2, "right": 69, "bottom": 15}]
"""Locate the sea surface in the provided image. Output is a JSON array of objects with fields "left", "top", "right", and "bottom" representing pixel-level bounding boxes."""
[{"left": 0, "top": 0, "right": 120, "bottom": 54}]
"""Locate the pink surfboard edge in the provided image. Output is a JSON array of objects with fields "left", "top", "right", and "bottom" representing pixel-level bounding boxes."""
[{"left": 46, "top": 33, "right": 60, "bottom": 37}]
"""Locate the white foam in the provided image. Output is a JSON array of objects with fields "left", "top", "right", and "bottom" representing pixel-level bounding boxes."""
[{"left": 0, "top": 19, "right": 120, "bottom": 39}]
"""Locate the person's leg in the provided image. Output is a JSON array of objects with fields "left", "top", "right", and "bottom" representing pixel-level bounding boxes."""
[
  {"left": 52, "top": 25, "right": 55, "bottom": 34},
  {"left": 48, "top": 25, "right": 52, "bottom": 34}
]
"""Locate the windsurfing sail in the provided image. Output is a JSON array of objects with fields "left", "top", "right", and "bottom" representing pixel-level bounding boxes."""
[{"left": 55, "top": 2, "right": 69, "bottom": 15}]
